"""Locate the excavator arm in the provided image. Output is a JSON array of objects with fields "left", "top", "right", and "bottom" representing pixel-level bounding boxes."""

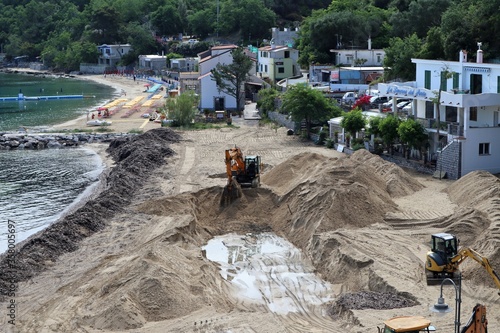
[
  {"left": 451, "top": 248, "right": 500, "bottom": 291},
  {"left": 225, "top": 148, "right": 245, "bottom": 182},
  {"left": 460, "top": 304, "right": 487, "bottom": 333}
]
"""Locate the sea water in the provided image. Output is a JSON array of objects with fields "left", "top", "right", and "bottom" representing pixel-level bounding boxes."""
[
  {"left": 0, "top": 72, "right": 117, "bottom": 254},
  {"left": 0, "top": 72, "right": 115, "bottom": 131}
]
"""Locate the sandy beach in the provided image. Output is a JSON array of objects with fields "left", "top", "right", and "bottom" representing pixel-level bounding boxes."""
[
  {"left": 1, "top": 70, "right": 499, "bottom": 332},
  {"left": 51, "top": 73, "right": 168, "bottom": 133}
]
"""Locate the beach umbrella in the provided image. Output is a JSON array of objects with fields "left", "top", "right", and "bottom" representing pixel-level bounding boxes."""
[
  {"left": 144, "top": 84, "right": 151, "bottom": 87},
  {"left": 97, "top": 106, "right": 108, "bottom": 111}
]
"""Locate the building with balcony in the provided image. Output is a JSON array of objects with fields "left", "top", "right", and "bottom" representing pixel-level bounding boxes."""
[
  {"left": 257, "top": 45, "right": 300, "bottom": 83},
  {"left": 378, "top": 47, "right": 500, "bottom": 179},
  {"left": 97, "top": 44, "right": 132, "bottom": 68}
]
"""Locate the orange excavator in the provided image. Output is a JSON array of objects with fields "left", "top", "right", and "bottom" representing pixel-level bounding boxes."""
[{"left": 220, "top": 146, "right": 262, "bottom": 207}]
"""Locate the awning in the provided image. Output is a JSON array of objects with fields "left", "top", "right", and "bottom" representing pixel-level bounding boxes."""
[{"left": 464, "top": 66, "right": 490, "bottom": 73}]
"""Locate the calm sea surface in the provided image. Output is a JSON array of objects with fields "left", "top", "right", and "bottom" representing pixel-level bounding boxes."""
[{"left": 0, "top": 72, "right": 117, "bottom": 253}]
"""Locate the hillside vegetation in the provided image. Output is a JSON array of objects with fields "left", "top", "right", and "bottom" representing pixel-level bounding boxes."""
[{"left": 1, "top": 0, "right": 499, "bottom": 78}]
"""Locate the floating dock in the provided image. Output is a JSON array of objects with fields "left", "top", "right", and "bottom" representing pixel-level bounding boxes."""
[{"left": 0, "top": 94, "right": 84, "bottom": 101}]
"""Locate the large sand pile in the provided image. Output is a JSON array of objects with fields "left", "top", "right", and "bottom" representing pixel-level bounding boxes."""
[{"left": 2, "top": 124, "right": 500, "bottom": 332}]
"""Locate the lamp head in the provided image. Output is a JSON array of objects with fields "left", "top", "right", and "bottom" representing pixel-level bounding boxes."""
[{"left": 430, "top": 296, "right": 452, "bottom": 316}]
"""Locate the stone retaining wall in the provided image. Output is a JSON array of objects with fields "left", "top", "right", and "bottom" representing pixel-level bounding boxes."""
[{"left": 0, "top": 132, "right": 135, "bottom": 150}]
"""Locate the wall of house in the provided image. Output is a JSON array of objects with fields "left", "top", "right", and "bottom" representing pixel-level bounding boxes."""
[
  {"left": 271, "top": 27, "right": 299, "bottom": 47},
  {"left": 199, "top": 76, "right": 237, "bottom": 110},
  {"left": 336, "top": 50, "right": 385, "bottom": 67},
  {"left": 436, "top": 140, "right": 461, "bottom": 179},
  {"left": 462, "top": 127, "right": 500, "bottom": 175}
]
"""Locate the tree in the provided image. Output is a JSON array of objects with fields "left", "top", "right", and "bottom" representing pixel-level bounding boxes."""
[
  {"left": 165, "top": 91, "right": 199, "bottom": 127},
  {"left": 256, "top": 87, "right": 279, "bottom": 116},
  {"left": 211, "top": 47, "right": 253, "bottom": 116},
  {"left": 389, "top": 0, "right": 452, "bottom": 39},
  {"left": 151, "top": 1, "right": 183, "bottom": 37},
  {"left": 378, "top": 115, "right": 401, "bottom": 154},
  {"left": 383, "top": 33, "right": 423, "bottom": 81},
  {"left": 398, "top": 118, "right": 428, "bottom": 159},
  {"left": 419, "top": 27, "right": 445, "bottom": 60},
  {"left": 367, "top": 116, "right": 383, "bottom": 138},
  {"left": 280, "top": 83, "right": 340, "bottom": 138},
  {"left": 340, "top": 110, "right": 366, "bottom": 140}
]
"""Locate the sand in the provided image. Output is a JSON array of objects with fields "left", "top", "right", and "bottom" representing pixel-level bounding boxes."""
[
  {"left": 52, "top": 73, "right": 167, "bottom": 133},
  {"left": 1, "top": 71, "right": 499, "bottom": 333}
]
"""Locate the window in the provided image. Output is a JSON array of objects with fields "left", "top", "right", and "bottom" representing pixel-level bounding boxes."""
[
  {"left": 470, "top": 74, "right": 483, "bottom": 94},
  {"left": 425, "top": 101, "right": 434, "bottom": 118},
  {"left": 445, "top": 106, "right": 456, "bottom": 122},
  {"left": 440, "top": 72, "right": 447, "bottom": 91},
  {"left": 453, "top": 73, "right": 460, "bottom": 89},
  {"left": 278, "top": 67, "right": 284, "bottom": 73},
  {"left": 346, "top": 56, "right": 353, "bottom": 63},
  {"left": 264, "top": 65, "right": 268, "bottom": 72},
  {"left": 470, "top": 107, "right": 478, "bottom": 121},
  {"left": 479, "top": 142, "right": 490, "bottom": 155},
  {"left": 284, "top": 51, "right": 290, "bottom": 58},
  {"left": 425, "top": 70, "right": 431, "bottom": 89}
]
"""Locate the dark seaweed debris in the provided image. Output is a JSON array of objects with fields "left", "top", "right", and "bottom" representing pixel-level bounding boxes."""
[{"left": 0, "top": 128, "right": 181, "bottom": 298}]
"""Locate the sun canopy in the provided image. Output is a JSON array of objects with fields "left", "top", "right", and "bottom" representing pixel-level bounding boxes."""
[{"left": 384, "top": 316, "right": 431, "bottom": 332}]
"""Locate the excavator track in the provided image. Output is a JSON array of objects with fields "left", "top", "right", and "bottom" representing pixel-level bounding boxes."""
[{"left": 425, "top": 268, "right": 461, "bottom": 286}]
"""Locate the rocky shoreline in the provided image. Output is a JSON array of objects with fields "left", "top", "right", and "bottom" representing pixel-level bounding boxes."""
[
  {"left": 0, "top": 128, "right": 181, "bottom": 300},
  {"left": 0, "top": 132, "right": 135, "bottom": 150}
]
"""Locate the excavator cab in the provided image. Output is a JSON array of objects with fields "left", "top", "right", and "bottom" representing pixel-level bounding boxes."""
[
  {"left": 240, "top": 155, "right": 261, "bottom": 188},
  {"left": 430, "top": 233, "right": 458, "bottom": 259},
  {"left": 426, "top": 233, "right": 460, "bottom": 285}
]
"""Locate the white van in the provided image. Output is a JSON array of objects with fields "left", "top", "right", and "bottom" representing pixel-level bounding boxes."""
[{"left": 341, "top": 92, "right": 357, "bottom": 104}]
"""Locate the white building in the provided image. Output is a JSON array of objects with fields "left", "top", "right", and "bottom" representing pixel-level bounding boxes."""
[
  {"left": 198, "top": 45, "right": 256, "bottom": 112},
  {"left": 378, "top": 46, "right": 500, "bottom": 179},
  {"left": 138, "top": 55, "right": 167, "bottom": 72},
  {"left": 97, "top": 44, "right": 132, "bottom": 67},
  {"left": 330, "top": 39, "right": 385, "bottom": 67}
]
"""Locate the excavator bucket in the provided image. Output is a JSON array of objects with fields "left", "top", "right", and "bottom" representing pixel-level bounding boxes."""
[{"left": 220, "top": 178, "right": 243, "bottom": 207}]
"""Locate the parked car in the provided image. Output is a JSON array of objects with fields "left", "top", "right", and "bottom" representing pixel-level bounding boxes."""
[
  {"left": 370, "top": 95, "right": 389, "bottom": 108},
  {"left": 341, "top": 92, "right": 357, "bottom": 104},
  {"left": 401, "top": 103, "right": 413, "bottom": 113},
  {"left": 397, "top": 100, "right": 412, "bottom": 110},
  {"left": 381, "top": 98, "right": 411, "bottom": 108}
]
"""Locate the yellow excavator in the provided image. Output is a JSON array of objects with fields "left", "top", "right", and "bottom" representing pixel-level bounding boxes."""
[
  {"left": 425, "top": 232, "right": 500, "bottom": 293},
  {"left": 377, "top": 304, "right": 487, "bottom": 332},
  {"left": 220, "top": 146, "right": 262, "bottom": 207}
]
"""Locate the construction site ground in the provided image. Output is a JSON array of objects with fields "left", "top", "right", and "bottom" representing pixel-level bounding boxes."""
[{"left": 0, "top": 75, "right": 499, "bottom": 332}]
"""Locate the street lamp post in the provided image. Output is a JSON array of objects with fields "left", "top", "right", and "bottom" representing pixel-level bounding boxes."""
[{"left": 430, "top": 273, "right": 462, "bottom": 333}]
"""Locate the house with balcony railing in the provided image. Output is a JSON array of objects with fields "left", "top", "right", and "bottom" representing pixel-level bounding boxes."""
[
  {"left": 378, "top": 45, "right": 500, "bottom": 179},
  {"left": 97, "top": 44, "right": 132, "bottom": 68}
]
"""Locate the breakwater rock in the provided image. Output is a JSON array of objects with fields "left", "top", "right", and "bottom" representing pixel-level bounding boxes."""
[{"left": 0, "top": 132, "right": 135, "bottom": 150}]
